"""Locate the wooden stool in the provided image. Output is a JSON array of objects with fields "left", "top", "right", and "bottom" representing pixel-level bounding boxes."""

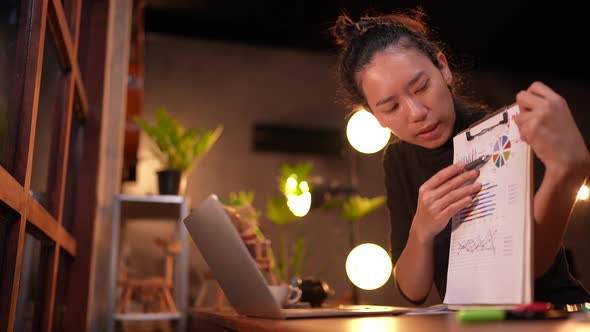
[{"left": 117, "top": 237, "right": 182, "bottom": 313}]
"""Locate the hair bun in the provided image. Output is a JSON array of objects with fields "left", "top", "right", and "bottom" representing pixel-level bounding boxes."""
[
  {"left": 331, "top": 15, "right": 361, "bottom": 48},
  {"left": 331, "top": 9, "right": 430, "bottom": 49}
]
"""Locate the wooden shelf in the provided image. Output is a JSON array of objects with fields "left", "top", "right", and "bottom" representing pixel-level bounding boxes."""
[
  {"left": 117, "top": 194, "right": 185, "bottom": 204},
  {"left": 108, "top": 194, "right": 189, "bottom": 332}
]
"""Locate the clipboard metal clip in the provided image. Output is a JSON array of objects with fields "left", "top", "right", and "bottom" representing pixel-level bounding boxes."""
[{"left": 466, "top": 110, "right": 509, "bottom": 141}]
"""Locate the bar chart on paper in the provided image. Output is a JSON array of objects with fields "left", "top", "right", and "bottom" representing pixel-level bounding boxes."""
[{"left": 457, "top": 182, "right": 497, "bottom": 223}]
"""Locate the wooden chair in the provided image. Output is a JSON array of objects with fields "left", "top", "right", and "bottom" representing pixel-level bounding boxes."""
[{"left": 117, "top": 237, "right": 182, "bottom": 313}]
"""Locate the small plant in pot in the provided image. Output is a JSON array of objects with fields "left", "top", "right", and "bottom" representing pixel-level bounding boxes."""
[{"left": 134, "top": 107, "right": 223, "bottom": 195}]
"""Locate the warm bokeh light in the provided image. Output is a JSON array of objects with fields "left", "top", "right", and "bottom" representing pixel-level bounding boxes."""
[
  {"left": 346, "top": 243, "right": 392, "bottom": 290},
  {"left": 577, "top": 185, "right": 589, "bottom": 201},
  {"left": 285, "top": 176, "right": 298, "bottom": 193},
  {"left": 299, "top": 180, "right": 309, "bottom": 193},
  {"left": 346, "top": 109, "right": 391, "bottom": 154},
  {"left": 287, "top": 192, "right": 312, "bottom": 217},
  {"left": 284, "top": 174, "right": 312, "bottom": 217}
]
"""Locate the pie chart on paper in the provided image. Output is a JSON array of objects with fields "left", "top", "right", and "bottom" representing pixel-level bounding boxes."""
[{"left": 492, "top": 135, "right": 511, "bottom": 168}]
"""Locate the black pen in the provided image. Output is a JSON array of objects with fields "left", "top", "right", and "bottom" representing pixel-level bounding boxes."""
[{"left": 464, "top": 155, "right": 491, "bottom": 172}]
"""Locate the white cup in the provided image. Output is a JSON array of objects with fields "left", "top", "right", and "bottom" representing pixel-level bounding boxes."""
[{"left": 268, "top": 285, "right": 302, "bottom": 308}]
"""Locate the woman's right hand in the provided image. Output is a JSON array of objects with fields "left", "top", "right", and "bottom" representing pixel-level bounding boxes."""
[{"left": 411, "top": 162, "right": 482, "bottom": 243}]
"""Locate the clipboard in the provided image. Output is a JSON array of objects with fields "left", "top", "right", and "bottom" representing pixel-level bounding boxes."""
[
  {"left": 443, "top": 104, "right": 534, "bottom": 305},
  {"left": 465, "top": 106, "right": 509, "bottom": 142}
]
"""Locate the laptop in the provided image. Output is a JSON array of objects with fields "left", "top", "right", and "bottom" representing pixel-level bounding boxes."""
[{"left": 183, "top": 194, "right": 411, "bottom": 319}]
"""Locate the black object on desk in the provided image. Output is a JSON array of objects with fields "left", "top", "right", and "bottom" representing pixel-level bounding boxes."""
[{"left": 290, "top": 278, "right": 332, "bottom": 307}]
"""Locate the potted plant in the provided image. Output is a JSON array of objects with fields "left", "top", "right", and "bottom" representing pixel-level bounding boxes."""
[{"left": 134, "top": 107, "right": 223, "bottom": 195}]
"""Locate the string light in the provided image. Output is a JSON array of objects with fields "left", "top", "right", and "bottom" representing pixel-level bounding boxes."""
[
  {"left": 285, "top": 175, "right": 312, "bottom": 217},
  {"left": 287, "top": 192, "right": 311, "bottom": 217}
]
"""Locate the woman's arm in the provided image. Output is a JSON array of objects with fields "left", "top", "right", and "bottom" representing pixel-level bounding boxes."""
[
  {"left": 515, "top": 82, "right": 590, "bottom": 276},
  {"left": 394, "top": 223, "right": 435, "bottom": 302},
  {"left": 394, "top": 163, "right": 481, "bottom": 301}
]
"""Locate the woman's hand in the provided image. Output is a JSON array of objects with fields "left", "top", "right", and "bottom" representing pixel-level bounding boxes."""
[
  {"left": 515, "top": 82, "right": 590, "bottom": 275},
  {"left": 515, "top": 82, "right": 590, "bottom": 179},
  {"left": 411, "top": 163, "right": 482, "bottom": 243}
]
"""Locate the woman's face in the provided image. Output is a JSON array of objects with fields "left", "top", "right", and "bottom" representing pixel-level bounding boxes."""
[{"left": 359, "top": 47, "right": 455, "bottom": 149}]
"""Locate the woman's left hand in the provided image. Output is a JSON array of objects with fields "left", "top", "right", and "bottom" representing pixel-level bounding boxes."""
[{"left": 515, "top": 81, "right": 590, "bottom": 179}]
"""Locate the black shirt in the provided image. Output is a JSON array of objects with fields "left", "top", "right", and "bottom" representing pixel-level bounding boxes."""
[{"left": 383, "top": 106, "right": 589, "bottom": 305}]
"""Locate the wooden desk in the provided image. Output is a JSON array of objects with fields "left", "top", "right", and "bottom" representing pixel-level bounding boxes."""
[{"left": 189, "top": 308, "right": 590, "bottom": 332}]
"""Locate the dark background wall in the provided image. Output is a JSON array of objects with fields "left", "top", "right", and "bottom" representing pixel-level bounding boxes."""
[{"left": 143, "top": 0, "right": 590, "bottom": 80}]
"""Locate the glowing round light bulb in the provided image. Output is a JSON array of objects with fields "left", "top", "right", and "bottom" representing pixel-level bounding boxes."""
[
  {"left": 299, "top": 180, "right": 310, "bottom": 193},
  {"left": 287, "top": 192, "right": 312, "bottom": 217},
  {"left": 346, "top": 243, "right": 392, "bottom": 290},
  {"left": 577, "top": 185, "right": 589, "bottom": 201},
  {"left": 346, "top": 109, "right": 391, "bottom": 154},
  {"left": 285, "top": 176, "right": 298, "bottom": 193}
]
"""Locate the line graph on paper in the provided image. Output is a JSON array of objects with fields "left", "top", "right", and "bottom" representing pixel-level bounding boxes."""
[
  {"left": 456, "top": 229, "right": 498, "bottom": 256},
  {"left": 457, "top": 182, "right": 497, "bottom": 223},
  {"left": 448, "top": 227, "right": 499, "bottom": 272}
]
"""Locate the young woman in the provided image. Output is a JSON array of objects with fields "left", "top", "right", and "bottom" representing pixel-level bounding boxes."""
[{"left": 331, "top": 10, "right": 590, "bottom": 305}]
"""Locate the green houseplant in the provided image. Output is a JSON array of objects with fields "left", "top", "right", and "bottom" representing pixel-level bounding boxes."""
[{"left": 134, "top": 107, "right": 223, "bottom": 195}]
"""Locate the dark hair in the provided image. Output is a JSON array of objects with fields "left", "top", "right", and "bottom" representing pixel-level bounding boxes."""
[{"left": 330, "top": 8, "right": 488, "bottom": 114}]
